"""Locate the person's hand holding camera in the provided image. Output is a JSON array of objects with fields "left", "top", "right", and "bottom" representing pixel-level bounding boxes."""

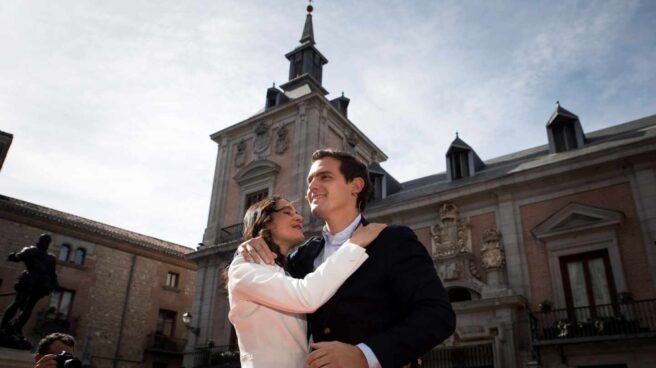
[{"left": 34, "top": 351, "right": 81, "bottom": 368}]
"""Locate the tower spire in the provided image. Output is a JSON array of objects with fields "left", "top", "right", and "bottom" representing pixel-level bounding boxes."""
[
  {"left": 279, "top": 1, "right": 329, "bottom": 95},
  {"left": 300, "top": 2, "right": 315, "bottom": 45}
]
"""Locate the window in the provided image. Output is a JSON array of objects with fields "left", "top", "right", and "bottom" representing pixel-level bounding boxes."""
[
  {"left": 449, "top": 150, "right": 470, "bottom": 180},
  {"left": 292, "top": 53, "right": 303, "bottom": 78},
  {"left": 49, "top": 289, "right": 74, "bottom": 318},
  {"left": 157, "top": 309, "right": 177, "bottom": 337},
  {"left": 560, "top": 249, "right": 617, "bottom": 320},
  {"left": 58, "top": 244, "right": 70, "bottom": 262},
  {"left": 166, "top": 272, "right": 179, "bottom": 288},
  {"left": 245, "top": 189, "right": 269, "bottom": 212},
  {"left": 369, "top": 173, "right": 384, "bottom": 201},
  {"left": 73, "top": 248, "right": 86, "bottom": 266},
  {"left": 552, "top": 123, "right": 578, "bottom": 152}
]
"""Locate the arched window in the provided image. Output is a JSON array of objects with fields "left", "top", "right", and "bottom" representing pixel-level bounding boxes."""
[
  {"left": 58, "top": 244, "right": 70, "bottom": 262},
  {"left": 73, "top": 248, "right": 86, "bottom": 266}
]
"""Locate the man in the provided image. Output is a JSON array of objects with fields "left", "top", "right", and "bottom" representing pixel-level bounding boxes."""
[
  {"left": 33, "top": 333, "right": 76, "bottom": 368},
  {"left": 1, "top": 234, "right": 59, "bottom": 338},
  {"left": 241, "top": 149, "right": 455, "bottom": 367}
]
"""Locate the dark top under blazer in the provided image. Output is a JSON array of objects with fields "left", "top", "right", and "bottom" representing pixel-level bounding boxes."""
[{"left": 287, "top": 218, "right": 456, "bottom": 367}]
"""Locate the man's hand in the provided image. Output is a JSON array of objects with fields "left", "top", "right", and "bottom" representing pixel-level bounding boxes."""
[
  {"left": 236, "top": 236, "right": 276, "bottom": 264},
  {"left": 34, "top": 354, "right": 57, "bottom": 368},
  {"left": 307, "top": 341, "right": 368, "bottom": 368}
]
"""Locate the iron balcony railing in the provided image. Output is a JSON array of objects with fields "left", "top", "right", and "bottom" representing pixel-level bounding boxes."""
[
  {"left": 144, "top": 333, "right": 187, "bottom": 354},
  {"left": 220, "top": 224, "right": 243, "bottom": 243},
  {"left": 188, "top": 344, "right": 240, "bottom": 368},
  {"left": 530, "top": 298, "right": 656, "bottom": 345},
  {"left": 422, "top": 343, "right": 494, "bottom": 368}
]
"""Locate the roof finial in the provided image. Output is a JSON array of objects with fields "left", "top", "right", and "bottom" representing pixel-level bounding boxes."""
[
  {"left": 341, "top": 91, "right": 345, "bottom": 97},
  {"left": 300, "top": 1, "right": 315, "bottom": 44},
  {"left": 272, "top": 82, "right": 276, "bottom": 88},
  {"left": 456, "top": 131, "right": 459, "bottom": 138},
  {"left": 556, "top": 100, "right": 560, "bottom": 106}
]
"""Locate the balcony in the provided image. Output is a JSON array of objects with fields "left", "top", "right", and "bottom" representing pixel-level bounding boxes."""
[
  {"left": 530, "top": 299, "right": 656, "bottom": 345},
  {"left": 422, "top": 344, "right": 494, "bottom": 368},
  {"left": 187, "top": 344, "right": 240, "bottom": 368},
  {"left": 220, "top": 224, "right": 243, "bottom": 243},
  {"left": 144, "top": 333, "right": 187, "bottom": 355}
]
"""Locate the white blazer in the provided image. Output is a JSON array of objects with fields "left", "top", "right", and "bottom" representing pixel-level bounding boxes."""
[{"left": 227, "top": 242, "right": 368, "bottom": 368}]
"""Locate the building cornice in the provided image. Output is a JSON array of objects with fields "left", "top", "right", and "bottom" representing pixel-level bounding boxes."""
[{"left": 0, "top": 195, "right": 196, "bottom": 268}]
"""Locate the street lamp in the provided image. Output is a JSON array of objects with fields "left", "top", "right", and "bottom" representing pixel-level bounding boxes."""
[{"left": 182, "top": 312, "right": 200, "bottom": 336}]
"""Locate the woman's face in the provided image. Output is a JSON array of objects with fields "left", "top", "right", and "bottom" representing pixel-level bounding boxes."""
[{"left": 268, "top": 199, "right": 304, "bottom": 253}]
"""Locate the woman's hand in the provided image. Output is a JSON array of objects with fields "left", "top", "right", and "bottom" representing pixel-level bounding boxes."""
[
  {"left": 348, "top": 223, "right": 387, "bottom": 247},
  {"left": 237, "top": 236, "right": 276, "bottom": 264}
]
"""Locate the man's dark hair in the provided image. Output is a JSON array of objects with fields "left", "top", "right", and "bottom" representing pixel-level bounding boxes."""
[
  {"left": 36, "top": 333, "right": 75, "bottom": 355},
  {"left": 311, "top": 149, "right": 372, "bottom": 212}
]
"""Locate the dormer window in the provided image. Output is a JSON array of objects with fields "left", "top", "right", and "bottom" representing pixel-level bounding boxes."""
[
  {"left": 448, "top": 148, "right": 470, "bottom": 180},
  {"left": 445, "top": 134, "right": 485, "bottom": 181},
  {"left": 552, "top": 123, "right": 577, "bottom": 152},
  {"left": 370, "top": 173, "right": 385, "bottom": 201},
  {"left": 546, "top": 102, "right": 585, "bottom": 153}
]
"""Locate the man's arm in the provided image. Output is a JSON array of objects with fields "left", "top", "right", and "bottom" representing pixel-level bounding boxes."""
[{"left": 364, "top": 225, "right": 456, "bottom": 367}]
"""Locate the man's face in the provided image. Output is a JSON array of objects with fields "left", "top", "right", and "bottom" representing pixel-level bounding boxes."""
[{"left": 306, "top": 157, "right": 360, "bottom": 220}]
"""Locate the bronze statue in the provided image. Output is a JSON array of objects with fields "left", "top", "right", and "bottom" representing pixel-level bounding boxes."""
[{"left": 0, "top": 233, "right": 59, "bottom": 349}]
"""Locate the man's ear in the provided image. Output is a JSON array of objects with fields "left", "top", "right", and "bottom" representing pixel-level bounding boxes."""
[{"left": 351, "top": 177, "right": 365, "bottom": 195}]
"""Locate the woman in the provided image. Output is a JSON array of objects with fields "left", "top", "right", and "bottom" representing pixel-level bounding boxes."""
[{"left": 227, "top": 196, "right": 385, "bottom": 368}]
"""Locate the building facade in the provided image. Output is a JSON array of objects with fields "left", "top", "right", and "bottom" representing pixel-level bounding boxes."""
[
  {"left": 185, "top": 8, "right": 656, "bottom": 368},
  {"left": 0, "top": 135, "right": 198, "bottom": 368}
]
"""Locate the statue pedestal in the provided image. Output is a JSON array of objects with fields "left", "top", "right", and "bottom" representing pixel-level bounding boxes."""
[{"left": 0, "top": 347, "right": 33, "bottom": 368}]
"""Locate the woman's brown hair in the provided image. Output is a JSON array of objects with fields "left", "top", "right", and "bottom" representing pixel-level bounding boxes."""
[{"left": 224, "top": 196, "right": 288, "bottom": 284}]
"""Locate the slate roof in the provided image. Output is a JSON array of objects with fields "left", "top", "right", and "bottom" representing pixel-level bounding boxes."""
[
  {"left": 0, "top": 194, "right": 193, "bottom": 257},
  {"left": 368, "top": 114, "right": 656, "bottom": 209}
]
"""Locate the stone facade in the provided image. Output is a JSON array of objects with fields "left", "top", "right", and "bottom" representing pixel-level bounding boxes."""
[
  {"left": 0, "top": 196, "right": 197, "bottom": 368},
  {"left": 185, "top": 9, "right": 656, "bottom": 368}
]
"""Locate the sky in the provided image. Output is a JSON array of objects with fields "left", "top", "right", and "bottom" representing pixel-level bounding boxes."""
[{"left": 1, "top": 0, "right": 654, "bottom": 248}]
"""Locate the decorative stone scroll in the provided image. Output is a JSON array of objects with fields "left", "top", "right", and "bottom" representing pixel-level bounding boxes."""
[
  {"left": 275, "top": 125, "right": 288, "bottom": 154},
  {"left": 431, "top": 203, "right": 481, "bottom": 284},
  {"left": 430, "top": 203, "right": 472, "bottom": 259},
  {"left": 253, "top": 122, "right": 271, "bottom": 154},
  {"left": 234, "top": 140, "right": 246, "bottom": 168},
  {"left": 343, "top": 130, "right": 357, "bottom": 154},
  {"left": 481, "top": 228, "right": 505, "bottom": 270}
]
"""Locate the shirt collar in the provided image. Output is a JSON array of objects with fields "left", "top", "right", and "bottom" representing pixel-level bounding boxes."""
[{"left": 322, "top": 214, "right": 362, "bottom": 247}]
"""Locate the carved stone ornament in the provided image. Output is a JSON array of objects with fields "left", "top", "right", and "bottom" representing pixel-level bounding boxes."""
[
  {"left": 343, "top": 130, "right": 357, "bottom": 154},
  {"left": 481, "top": 228, "right": 505, "bottom": 270},
  {"left": 430, "top": 203, "right": 472, "bottom": 259},
  {"left": 275, "top": 125, "right": 288, "bottom": 154},
  {"left": 253, "top": 122, "right": 271, "bottom": 154},
  {"left": 234, "top": 140, "right": 246, "bottom": 168}
]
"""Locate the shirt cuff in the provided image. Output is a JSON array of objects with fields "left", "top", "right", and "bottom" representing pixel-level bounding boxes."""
[{"left": 356, "top": 343, "right": 382, "bottom": 368}]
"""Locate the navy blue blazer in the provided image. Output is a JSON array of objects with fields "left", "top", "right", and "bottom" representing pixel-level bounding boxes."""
[{"left": 287, "top": 217, "right": 456, "bottom": 367}]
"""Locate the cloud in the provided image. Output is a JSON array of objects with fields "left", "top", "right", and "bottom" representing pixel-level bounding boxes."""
[{"left": 0, "top": 0, "right": 654, "bottom": 246}]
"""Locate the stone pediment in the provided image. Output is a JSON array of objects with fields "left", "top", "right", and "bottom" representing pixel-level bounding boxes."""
[
  {"left": 233, "top": 159, "right": 280, "bottom": 185},
  {"left": 532, "top": 202, "right": 624, "bottom": 240}
]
